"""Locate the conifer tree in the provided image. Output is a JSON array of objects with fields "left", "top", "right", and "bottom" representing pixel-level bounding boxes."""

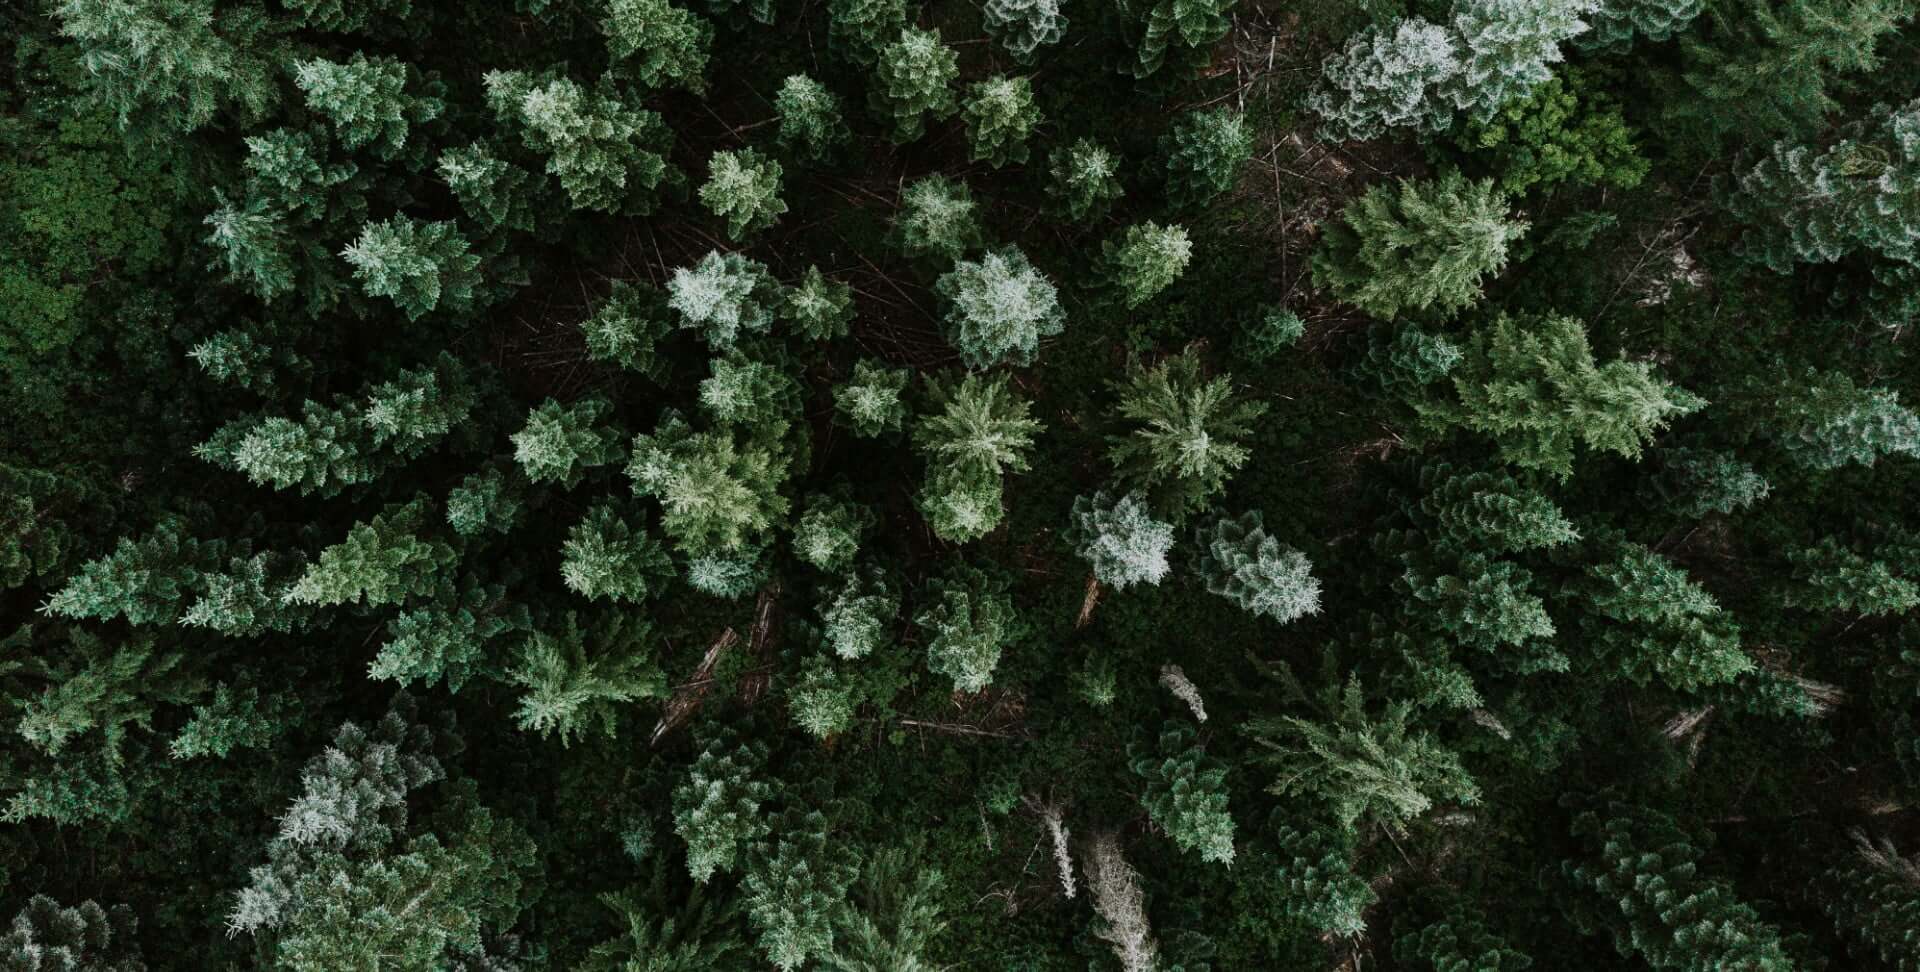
[
  {"left": 780, "top": 266, "right": 855, "bottom": 342},
  {"left": 581, "top": 280, "right": 674, "bottom": 379},
  {"left": 915, "top": 564, "right": 1021, "bottom": 693},
  {"left": 373, "top": 584, "right": 526, "bottom": 692},
  {"left": 1564, "top": 804, "right": 1796, "bottom": 971},
  {"left": 284, "top": 498, "right": 455, "bottom": 608},
  {"left": 1247, "top": 669, "right": 1479, "bottom": 831},
  {"left": 1193, "top": 512, "right": 1322, "bottom": 623},
  {"left": 1128, "top": 0, "right": 1236, "bottom": 78},
  {"left": 820, "top": 567, "right": 899, "bottom": 659},
  {"left": 1788, "top": 538, "right": 1920, "bottom": 616},
  {"left": 1160, "top": 108, "right": 1253, "bottom": 209},
  {"left": 446, "top": 467, "right": 524, "bottom": 537},
  {"left": 1442, "top": 0, "right": 1592, "bottom": 122},
  {"left": 1771, "top": 369, "right": 1920, "bottom": 470},
  {"left": 1641, "top": 447, "right": 1770, "bottom": 519},
  {"left": 1455, "top": 71, "right": 1648, "bottom": 194},
  {"left": 1235, "top": 305, "right": 1306, "bottom": 363},
  {"left": 1236, "top": 819, "right": 1377, "bottom": 937},
  {"left": 506, "top": 612, "right": 664, "bottom": 744},
  {"left": 340, "top": 216, "right": 482, "bottom": 320},
  {"left": 699, "top": 354, "right": 803, "bottom": 433},
  {"left": 1068, "top": 492, "right": 1175, "bottom": 590},
  {"left": 627, "top": 414, "right": 792, "bottom": 556},
  {"left": 774, "top": 75, "right": 850, "bottom": 161},
  {"left": 666, "top": 250, "right": 783, "bottom": 347},
  {"left": 1130, "top": 724, "right": 1236, "bottom": 864},
  {"left": 833, "top": 360, "right": 911, "bottom": 438},
  {"left": 1310, "top": 18, "right": 1461, "bottom": 141},
  {"left": 743, "top": 812, "right": 862, "bottom": 969},
  {"left": 894, "top": 175, "right": 985, "bottom": 261},
  {"left": 1, "top": 895, "right": 147, "bottom": 971},
  {"left": 54, "top": 0, "right": 277, "bottom": 133},
  {"left": 1106, "top": 348, "right": 1266, "bottom": 518},
  {"left": 828, "top": 0, "right": 909, "bottom": 65},
  {"left": 562, "top": 503, "right": 672, "bottom": 603},
  {"left": 437, "top": 143, "right": 536, "bottom": 233},
  {"left": 581, "top": 882, "right": 747, "bottom": 971},
  {"left": 1103, "top": 222, "right": 1192, "bottom": 308},
  {"left": 1811, "top": 832, "right": 1920, "bottom": 971},
  {"left": 700, "top": 149, "right": 786, "bottom": 240},
  {"left": 485, "top": 71, "right": 674, "bottom": 213},
  {"left": 870, "top": 29, "right": 959, "bottom": 143},
  {"left": 1443, "top": 314, "right": 1704, "bottom": 478},
  {"left": 1402, "top": 552, "right": 1556, "bottom": 653},
  {"left": 788, "top": 653, "right": 857, "bottom": 739},
  {"left": 603, "top": 0, "right": 713, "bottom": 93},
  {"left": 982, "top": 0, "right": 1066, "bottom": 62},
  {"left": 1311, "top": 172, "right": 1525, "bottom": 320},
  {"left": 1082, "top": 831, "right": 1159, "bottom": 972},
  {"left": 792, "top": 493, "right": 871, "bottom": 572},
  {"left": 1732, "top": 98, "right": 1920, "bottom": 272},
  {"left": 960, "top": 76, "right": 1041, "bottom": 168},
  {"left": 1046, "top": 139, "right": 1124, "bottom": 223},
  {"left": 512, "top": 397, "right": 624, "bottom": 487},
  {"left": 293, "top": 54, "right": 442, "bottom": 160},
  {"left": 1394, "top": 888, "right": 1535, "bottom": 970},
  {"left": 1576, "top": 540, "right": 1753, "bottom": 692},
  {"left": 913, "top": 372, "right": 1041, "bottom": 542},
  {"left": 934, "top": 247, "right": 1065, "bottom": 369},
  {"left": 673, "top": 737, "right": 774, "bottom": 882},
  {"left": 42, "top": 519, "right": 217, "bottom": 626},
  {"left": 1578, "top": 0, "right": 1701, "bottom": 49},
  {"left": 825, "top": 848, "right": 949, "bottom": 971},
  {"left": 1419, "top": 468, "right": 1579, "bottom": 553}
]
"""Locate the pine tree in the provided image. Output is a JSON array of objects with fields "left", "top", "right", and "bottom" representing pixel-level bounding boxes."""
[
  {"left": 1455, "top": 71, "right": 1648, "bottom": 194},
  {"left": 54, "top": 0, "right": 276, "bottom": 134},
  {"left": 1193, "top": 511, "right": 1321, "bottom": 623},
  {"left": 1160, "top": 108, "right": 1253, "bottom": 209},
  {"left": 284, "top": 498, "right": 455, "bottom": 608},
  {"left": 505, "top": 612, "right": 664, "bottom": 744},
  {"left": 824, "top": 847, "right": 949, "bottom": 971},
  {"left": 437, "top": 144, "right": 536, "bottom": 233},
  {"left": 1419, "top": 468, "right": 1580, "bottom": 553},
  {"left": 1663, "top": 0, "right": 1904, "bottom": 146},
  {"left": 673, "top": 737, "right": 774, "bottom": 882},
  {"left": 913, "top": 372, "right": 1041, "bottom": 542},
  {"left": 581, "top": 280, "right": 673, "bottom": 379},
  {"left": 833, "top": 359, "right": 911, "bottom": 438},
  {"left": 1563, "top": 804, "right": 1796, "bottom": 971},
  {"left": 828, "top": 0, "right": 909, "bottom": 65},
  {"left": 870, "top": 29, "right": 959, "bottom": 143},
  {"left": 1394, "top": 888, "right": 1534, "bottom": 970},
  {"left": 485, "top": 70, "right": 674, "bottom": 213},
  {"left": 1246, "top": 669, "right": 1479, "bottom": 831},
  {"left": 562, "top": 503, "right": 672, "bottom": 603},
  {"left": 983, "top": 0, "right": 1066, "bottom": 62},
  {"left": 666, "top": 250, "right": 782, "bottom": 348},
  {"left": 1771, "top": 369, "right": 1920, "bottom": 470},
  {"left": 1309, "top": 18, "right": 1461, "bottom": 141},
  {"left": 1068, "top": 492, "right": 1175, "bottom": 589},
  {"left": 229, "top": 703, "right": 535, "bottom": 971},
  {"left": 281, "top": 0, "right": 410, "bottom": 34},
  {"left": 340, "top": 216, "right": 481, "bottom": 320},
  {"left": 894, "top": 175, "right": 985, "bottom": 261},
  {"left": 699, "top": 354, "right": 803, "bottom": 433},
  {"left": 581, "top": 882, "right": 747, "bottom": 972},
  {"left": 1578, "top": 0, "right": 1701, "bottom": 50},
  {"left": 1443, "top": 314, "right": 1704, "bottom": 478},
  {"left": 511, "top": 397, "right": 624, "bottom": 487},
  {"left": 1788, "top": 538, "right": 1920, "bottom": 616},
  {"left": 1442, "top": 0, "right": 1593, "bottom": 123},
  {"left": 686, "top": 549, "right": 769, "bottom": 599},
  {"left": 1576, "top": 540, "right": 1753, "bottom": 692},
  {"left": 780, "top": 266, "right": 855, "bottom": 341},
  {"left": 1235, "top": 305, "right": 1306, "bottom": 363},
  {"left": 1311, "top": 172, "right": 1526, "bottom": 320},
  {"left": 195, "top": 401, "right": 378, "bottom": 495},
  {"left": 1130, "top": 724, "right": 1235, "bottom": 864},
  {"left": 1128, "top": 0, "right": 1236, "bottom": 79},
  {"left": 934, "top": 247, "right": 1065, "bottom": 369},
  {"left": 743, "top": 812, "right": 861, "bottom": 969},
  {"left": 1237, "top": 819, "right": 1377, "bottom": 937},
  {"left": 1103, "top": 222, "right": 1192, "bottom": 308},
  {"left": 603, "top": 0, "right": 713, "bottom": 93},
  {"left": 1082, "top": 831, "right": 1160, "bottom": 972},
  {"left": 373, "top": 584, "right": 526, "bottom": 691},
  {"left": 1046, "top": 139, "right": 1124, "bottom": 223},
  {"left": 915, "top": 564, "right": 1021, "bottom": 693},
  {"left": 700, "top": 149, "right": 786, "bottom": 240},
  {"left": 170, "top": 683, "right": 281, "bottom": 760},
  {"left": 788, "top": 653, "right": 857, "bottom": 739},
  {"left": 1402, "top": 551, "right": 1556, "bottom": 653},
  {"left": 792, "top": 493, "right": 872, "bottom": 572},
  {"left": 1731, "top": 99, "right": 1920, "bottom": 272},
  {"left": 820, "top": 567, "right": 899, "bottom": 659},
  {"left": 445, "top": 467, "right": 524, "bottom": 537},
  {"left": 9, "top": 628, "right": 186, "bottom": 762},
  {"left": 42, "top": 519, "right": 217, "bottom": 626},
  {"left": 1, "top": 895, "right": 147, "bottom": 971},
  {"left": 627, "top": 414, "right": 792, "bottom": 556},
  {"left": 1811, "top": 832, "right": 1920, "bottom": 971},
  {"left": 1107, "top": 348, "right": 1266, "bottom": 518},
  {"left": 1641, "top": 447, "right": 1770, "bottom": 519},
  {"left": 961, "top": 76, "right": 1041, "bottom": 168},
  {"left": 293, "top": 54, "right": 442, "bottom": 160},
  {"left": 774, "top": 75, "right": 850, "bottom": 161}
]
